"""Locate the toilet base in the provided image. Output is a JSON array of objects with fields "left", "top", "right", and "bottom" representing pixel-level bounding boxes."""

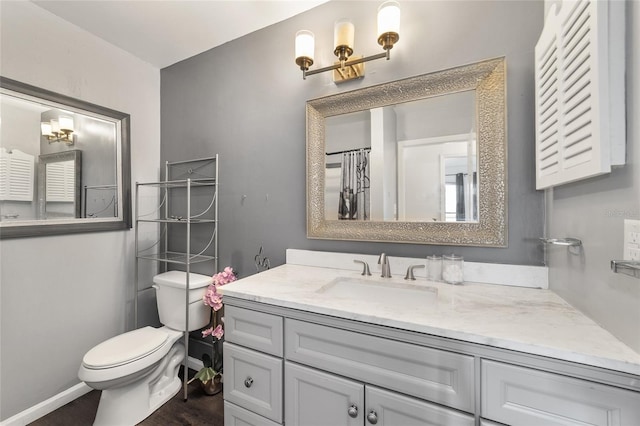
[{"left": 92, "top": 342, "right": 185, "bottom": 426}]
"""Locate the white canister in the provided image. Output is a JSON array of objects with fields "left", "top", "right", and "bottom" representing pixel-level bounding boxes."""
[{"left": 442, "top": 255, "right": 464, "bottom": 284}]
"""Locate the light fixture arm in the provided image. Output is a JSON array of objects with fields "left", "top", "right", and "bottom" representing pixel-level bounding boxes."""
[{"left": 302, "top": 49, "right": 390, "bottom": 80}]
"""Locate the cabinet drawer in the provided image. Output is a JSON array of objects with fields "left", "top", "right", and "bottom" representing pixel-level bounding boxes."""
[
  {"left": 224, "top": 401, "right": 281, "bottom": 426},
  {"left": 367, "top": 385, "right": 475, "bottom": 426},
  {"left": 225, "top": 305, "right": 283, "bottom": 356},
  {"left": 482, "top": 360, "right": 640, "bottom": 426},
  {"left": 285, "top": 319, "right": 475, "bottom": 412},
  {"left": 223, "top": 342, "right": 283, "bottom": 423}
]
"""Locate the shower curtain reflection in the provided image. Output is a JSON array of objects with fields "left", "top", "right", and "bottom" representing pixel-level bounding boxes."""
[{"left": 338, "top": 148, "right": 370, "bottom": 220}]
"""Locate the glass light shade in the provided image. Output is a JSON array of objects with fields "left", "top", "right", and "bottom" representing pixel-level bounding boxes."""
[
  {"left": 334, "top": 19, "right": 354, "bottom": 48},
  {"left": 59, "top": 116, "right": 74, "bottom": 132},
  {"left": 378, "top": 1, "right": 401, "bottom": 37},
  {"left": 50, "top": 119, "right": 60, "bottom": 133},
  {"left": 41, "top": 122, "right": 52, "bottom": 136},
  {"left": 295, "top": 30, "right": 315, "bottom": 61}
]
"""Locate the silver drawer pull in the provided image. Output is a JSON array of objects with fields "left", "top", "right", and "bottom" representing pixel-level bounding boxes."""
[
  {"left": 367, "top": 410, "right": 378, "bottom": 424},
  {"left": 347, "top": 404, "right": 358, "bottom": 418},
  {"left": 244, "top": 377, "right": 254, "bottom": 388}
]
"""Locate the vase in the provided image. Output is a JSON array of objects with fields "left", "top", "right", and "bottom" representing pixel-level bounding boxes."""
[{"left": 200, "top": 373, "right": 222, "bottom": 395}]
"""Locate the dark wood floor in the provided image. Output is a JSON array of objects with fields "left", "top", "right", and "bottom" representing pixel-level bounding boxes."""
[{"left": 29, "top": 370, "right": 224, "bottom": 426}]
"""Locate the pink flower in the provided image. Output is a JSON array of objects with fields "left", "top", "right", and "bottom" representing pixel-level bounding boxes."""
[
  {"left": 212, "top": 267, "right": 237, "bottom": 287},
  {"left": 202, "top": 267, "right": 235, "bottom": 344},
  {"left": 212, "top": 324, "right": 224, "bottom": 340},
  {"left": 203, "top": 285, "right": 223, "bottom": 311}
]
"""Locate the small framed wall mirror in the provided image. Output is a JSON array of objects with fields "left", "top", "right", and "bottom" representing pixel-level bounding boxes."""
[
  {"left": 0, "top": 77, "right": 131, "bottom": 238},
  {"left": 307, "top": 57, "right": 507, "bottom": 246}
]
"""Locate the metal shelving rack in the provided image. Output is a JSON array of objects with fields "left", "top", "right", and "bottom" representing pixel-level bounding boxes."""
[{"left": 134, "top": 155, "right": 218, "bottom": 401}]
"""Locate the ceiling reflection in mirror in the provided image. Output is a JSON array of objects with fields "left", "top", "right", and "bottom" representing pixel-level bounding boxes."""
[
  {"left": 324, "top": 90, "right": 477, "bottom": 223},
  {"left": 0, "top": 77, "right": 131, "bottom": 238},
  {"left": 307, "top": 57, "right": 507, "bottom": 246}
]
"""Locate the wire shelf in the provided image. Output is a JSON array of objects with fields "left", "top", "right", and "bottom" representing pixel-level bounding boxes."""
[{"left": 136, "top": 251, "right": 217, "bottom": 265}]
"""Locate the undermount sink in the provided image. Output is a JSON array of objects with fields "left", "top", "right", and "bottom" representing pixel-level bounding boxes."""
[{"left": 316, "top": 277, "right": 437, "bottom": 307}]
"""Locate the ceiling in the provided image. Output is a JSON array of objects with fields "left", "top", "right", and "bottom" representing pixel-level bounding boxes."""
[{"left": 31, "top": 0, "right": 329, "bottom": 69}]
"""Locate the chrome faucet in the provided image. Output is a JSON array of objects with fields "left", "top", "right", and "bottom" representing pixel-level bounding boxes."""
[
  {"left": 378, "top": 253, "right": 391, "bottom": 278},
  {"left": 353, "top": 259, "right": 371, "bottom": 276}
]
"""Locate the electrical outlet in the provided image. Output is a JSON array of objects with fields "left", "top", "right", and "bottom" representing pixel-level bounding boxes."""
[{"left": 623, "top": 219, "right": 640, "bottom": 260}]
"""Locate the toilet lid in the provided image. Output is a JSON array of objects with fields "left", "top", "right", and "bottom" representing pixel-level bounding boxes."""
[{"left": 83, "top": 327, "right": 169, "bottom": 369}]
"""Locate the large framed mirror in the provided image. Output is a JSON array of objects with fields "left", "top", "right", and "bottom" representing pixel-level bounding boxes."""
[
  {"left": 307, "top": 57, "right": 506, "bottom": 246},
  {"left": 0, "top": 77, "right": 131, "bottom": 238}
]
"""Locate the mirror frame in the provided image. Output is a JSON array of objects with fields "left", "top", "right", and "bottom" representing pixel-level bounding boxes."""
[
  {"left": 0, "top": 76, "right": 132, "bottom": 239},
  {"left": 306, "top": 57, "right": 507, "bottom": 246}
]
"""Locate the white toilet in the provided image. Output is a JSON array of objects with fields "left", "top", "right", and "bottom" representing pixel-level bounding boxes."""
[{"left": 78, "top": 271, "right": 212, "bottom": 426}]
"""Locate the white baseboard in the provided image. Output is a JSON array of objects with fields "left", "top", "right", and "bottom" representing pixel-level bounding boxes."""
[
  {"left": 1, "top": 357, "right": 206, "bottom": 425},
  {"left": 0, "top": 382, "right": 92, "bottom": 426}
]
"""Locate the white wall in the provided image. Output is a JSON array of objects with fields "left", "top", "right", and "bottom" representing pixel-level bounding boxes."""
[{"left": 0, "top": 2, "right": 160, "bottom": 420}]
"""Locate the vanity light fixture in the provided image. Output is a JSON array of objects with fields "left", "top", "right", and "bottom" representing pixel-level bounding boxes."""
[
  {"left": 41, "top": 116, "right": 74, "bottom": 145},
  {"left": 295, "top": 0, "right": 400, "bottom": 83}
]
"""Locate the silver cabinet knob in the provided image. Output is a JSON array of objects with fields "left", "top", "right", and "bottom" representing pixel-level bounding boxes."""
[
  {"left": 367, "top": 410, "right": 378, "bottom": 424},
  {"left": 244, "top": 377, "right": 253, "bottom": 388},
  {"left": 347, "top": 404, "right": 358, "bottom": 418}
]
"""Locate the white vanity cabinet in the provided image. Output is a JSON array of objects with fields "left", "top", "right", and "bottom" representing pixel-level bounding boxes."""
[{"left": 223, "top": 299, "right": 640, "bottom": 426}]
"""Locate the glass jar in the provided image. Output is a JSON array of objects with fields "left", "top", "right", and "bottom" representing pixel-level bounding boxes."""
[
  {"left": 426, "top": 255, "right": 442, "bottom": 282},
  {"left": 442, "top": 254, "right": 464, "bottom": 284}
]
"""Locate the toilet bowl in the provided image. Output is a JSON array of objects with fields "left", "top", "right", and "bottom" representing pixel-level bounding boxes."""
[{"left": 78, "top": 271, "right": 212, "bottom": 426}]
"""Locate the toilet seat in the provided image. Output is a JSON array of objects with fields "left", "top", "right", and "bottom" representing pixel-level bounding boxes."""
[
  {"left": 78, "top": 326, "right": 183, "bottom": 386},
  {"left": 83, "top": 327, "right": 169, "bottom": 369}
]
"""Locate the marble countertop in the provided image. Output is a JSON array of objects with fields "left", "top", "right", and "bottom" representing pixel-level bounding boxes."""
[{"left": 220, "top": 263, "right": 640, "bottom": 376}]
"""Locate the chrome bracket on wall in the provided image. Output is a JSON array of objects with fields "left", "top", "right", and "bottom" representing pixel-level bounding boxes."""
[
  {"left": 539, "top": 237, "right": 582, "bottom": 255},
  {"left": 611, "top": 260, "right": 640, "bottom": 279},
  {"left": 539, "top": 237, "right": 582, "bottom": 246}
]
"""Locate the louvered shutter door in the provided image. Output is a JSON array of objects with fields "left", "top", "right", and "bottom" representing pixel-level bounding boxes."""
[
  {"left": 0, "top": 149, "right": 35, "bottom": 201},
  {"left": 45, "top": 161, "right": 75, "bottom": 202},
  {"left": 535, "top": 0, "right": 625, "bottom": 190}
]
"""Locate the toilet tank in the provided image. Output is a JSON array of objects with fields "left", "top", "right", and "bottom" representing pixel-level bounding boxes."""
[{"left": 152, "top": 271, "right": 212, "bottom": 331}]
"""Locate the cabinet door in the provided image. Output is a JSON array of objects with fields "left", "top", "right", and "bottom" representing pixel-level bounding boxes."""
[
  {"left": 366, "top": 386, "right": 475, "bottom": 426},
  {"left": 285, "top": 361, "right": 364, "bottom": 426}
]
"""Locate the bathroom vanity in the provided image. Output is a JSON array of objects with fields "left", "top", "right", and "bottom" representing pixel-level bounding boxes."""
[{"left": 220, "top": 250, "right": 640, "bottom": 426}]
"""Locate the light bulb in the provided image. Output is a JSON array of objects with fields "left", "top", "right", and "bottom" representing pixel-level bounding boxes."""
[
  {"left": 334, "top": 19, "right": 354, "bottom": 49},
  {"left": 295, "top": 30, "right": 315, "bottom": 63},
  {"left": 59, "top": 116, "right": 74, "bottom": 132},
  {"left": 378, "top": 1, "right": 401, "bottom": 41},
  {"left": 41, "top": 122, "right": 52, "bottom": 136}
]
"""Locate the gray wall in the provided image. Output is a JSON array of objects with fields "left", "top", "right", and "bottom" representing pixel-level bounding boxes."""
[
  {"left": 161, "top": 0, "right": 545, "bottom": 276},
  {"left": 547, "top": 1, "right": 640, "bottom": 353}
]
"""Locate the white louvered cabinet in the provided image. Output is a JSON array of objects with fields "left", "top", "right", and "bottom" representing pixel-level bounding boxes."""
[
  {"left": 0, "top": 148, "right": 34, "bottom": 201},
  {"left": 535, "top": 0, "right": 625, "bottom": 189}
]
